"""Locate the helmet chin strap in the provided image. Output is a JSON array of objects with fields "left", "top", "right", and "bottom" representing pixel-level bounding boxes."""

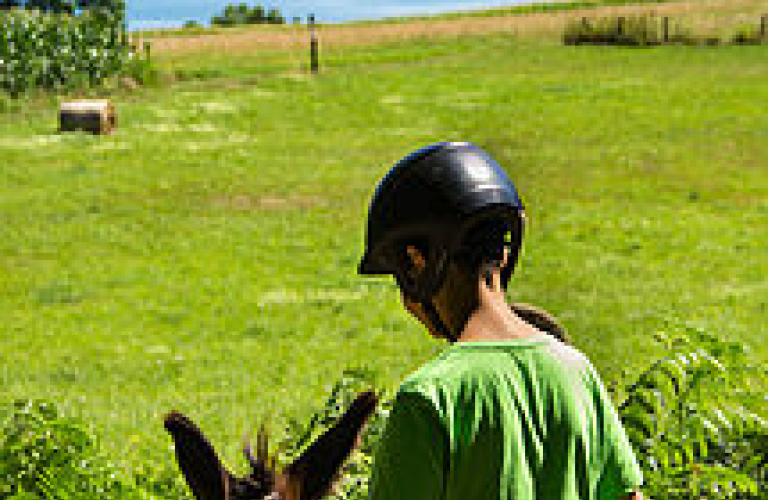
[
  {"left": 410, "top": 250, "right": 459, "bottom": 343},
  {"left": 421, "top": 299, "right": 458, "bottom": 343}
]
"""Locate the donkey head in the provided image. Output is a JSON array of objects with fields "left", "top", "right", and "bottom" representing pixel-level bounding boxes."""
[{"left": 164, "top": 391, "right": 377, "bottom": 500}]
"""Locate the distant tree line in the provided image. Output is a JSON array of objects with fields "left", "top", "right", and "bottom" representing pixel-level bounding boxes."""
[
  {"left": 211, "top": 3, "right": 285, "bottom": 27},
  {"left": 0, "top": 0, "right": 124, "bottom": 14}
]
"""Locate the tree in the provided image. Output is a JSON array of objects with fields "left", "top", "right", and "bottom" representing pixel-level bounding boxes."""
[
  {"left": 266, "top": 7, "right": 284, "bottom": 24},
  {"left": 247, "top": 4, "right": 265, "bottom": 24},
  {"left": 77, "top": 0, "right": 124, "bottom": 13},
  {"left": 211, "top": 3, "right": 285, "bottom": 27},
  {"left": 0, "top": 0, "right": 23, "bottom": 10},
  {"left": 27, "top": 0, "right": 75, "bottom": 13}
]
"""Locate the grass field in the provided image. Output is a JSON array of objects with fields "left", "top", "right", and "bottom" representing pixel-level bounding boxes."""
[{"left": 2, "top": 0, "right": 767, "bottom": 481}]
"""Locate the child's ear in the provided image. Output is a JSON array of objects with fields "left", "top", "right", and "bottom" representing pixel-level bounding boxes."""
[{"left": 406, "top": 245, "right": 427, "bottom": 271}]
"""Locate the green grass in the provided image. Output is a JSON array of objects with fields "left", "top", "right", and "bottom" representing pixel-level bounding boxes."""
[{"left": 1, "top": 27, "right": 767, "bottom": 479}]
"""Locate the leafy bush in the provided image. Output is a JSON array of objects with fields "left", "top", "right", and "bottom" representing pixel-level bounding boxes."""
[
  {"left": 0, "top": 2, "right": 150, "bottom": 96},
  {"left": 563, "top": 15, "right": 664, "bottom": 46},
  {"left": 0, "top": 399, "right": 188, "bottom": 500},
  {"left": 731, "top": 24, "right": 766, "bottom": 45},
  {"left": 211, "top": 3, "right": 285, "bottom": 27},
  {"left": 564, "top": 15, "right": 768, "bottom": 47},
  {"left": 619, "top": 328, "right": 766, "bottom": 499},
  {"left": 0, "top": 1, "right": 125, "bottom": 15},
  {"left": 277, "top": 369, "right": 389, "bottom": 500},
  {"left": 1, "top": 400, "right": 126, "bottom": 499}
]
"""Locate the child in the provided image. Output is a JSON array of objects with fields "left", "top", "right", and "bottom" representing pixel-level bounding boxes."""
[{"left": 359, "top": 143, "right": 644, "bottom": 500}]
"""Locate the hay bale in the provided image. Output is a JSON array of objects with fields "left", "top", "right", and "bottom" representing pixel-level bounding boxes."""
[{"left": 59, "top": 100, "right": 116, "bottom": 135}]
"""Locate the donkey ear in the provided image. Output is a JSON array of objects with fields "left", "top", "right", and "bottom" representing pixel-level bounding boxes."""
[
  {"left": 164, "top": 412, "right": 233, "bottom": 500},
  {"left": 283, "top": 391, "right": 377, "bottom": 500}
]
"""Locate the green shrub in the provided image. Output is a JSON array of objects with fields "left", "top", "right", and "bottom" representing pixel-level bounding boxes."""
[
  {"left": 0, "top": 4, "right": 151, "bottom": 96},
  {"left": 563, "top": 15, "right": 663, "bottom": 46},
  {"left": 0, "top": 399, "right": 188, "bottom": 500},
  {"left": 731, "top": 25, "right": 766, "bottom": 45},
  {"left": 563, "top": 15, "right": 768, "bottom": 47},
  {"left": 276, "top": 369, "right": 389, "bottom": 500},
  {"left": 665, "top": 22, "right": 720, "bottom": 46},
  {"left": 619, "top": 329, "right": 767, "bottom": 499},
  {"left": 1, "top": 400, "right": 126, "bottom": 499}
]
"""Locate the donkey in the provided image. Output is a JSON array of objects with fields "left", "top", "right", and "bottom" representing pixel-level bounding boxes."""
[
  {"left": 164, "top": 391, "right": 377, "bottom": 500},
  {"left": 164, "top": 305, "right": 565, "bottom": 500}
]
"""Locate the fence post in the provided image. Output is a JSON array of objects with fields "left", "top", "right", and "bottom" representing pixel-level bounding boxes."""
[
  {"left": 309, "top": 14, "right": 319, "bottom": 74},
  {"left": 761, "top": 14, "right": 767, "bottom": 39},
  {"left": 663, "top": 17, "right": 669, "bottom": 44},
  {"left": 617, "top": 16, "right": 625, "bottom": 36}
]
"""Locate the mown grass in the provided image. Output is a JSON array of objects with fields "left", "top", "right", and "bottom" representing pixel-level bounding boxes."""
[{"left": 2, "top": 10, "right": 767, "bottom": 483}]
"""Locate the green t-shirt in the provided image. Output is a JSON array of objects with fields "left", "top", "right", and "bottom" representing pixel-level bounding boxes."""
[{"left": 369, "top": 335, "right": 642, "bottom": 500}]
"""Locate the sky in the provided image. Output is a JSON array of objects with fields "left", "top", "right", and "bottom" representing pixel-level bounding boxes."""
[{"left": 127, "top": 0, "right": 525, "bottom": 30}]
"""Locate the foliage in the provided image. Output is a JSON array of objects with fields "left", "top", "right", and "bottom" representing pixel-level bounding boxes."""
[
  {"left": 211, "top": 3, "right": 285, "bottom": 27},
  {"left": 0, "top": 1, "right": 153, "bottom": 95},
  {"left": 0, "top": 1, "right": 124, "bottom": 14},
  {"left": 564, "top": 15, "right": 768, "bottom": 47},
  {"left": 730, "top": 24, "right": 767, "bottom": 45},
  {"left": 276, "top": 369, "right": 390, "bottom": 500},
  {"left": 563, "top": 15, "right": 666, "bottom": 46},
  {"left": 1, "top": 400, "right": 135, "bottom": 499},
  {"left": 0, "top": 399, "right": 189, "bottom": 500},
  {"left": 619, "top": 329, "right": 767, "bottom": 499},
  {"left": 19, "top": 1, "right": 74, "bottom": 14}
]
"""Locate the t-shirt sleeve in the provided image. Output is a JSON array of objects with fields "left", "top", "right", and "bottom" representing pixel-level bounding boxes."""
[
  {"left": 368, "top": 389, "right": 447, "bottom": 500},
  {"left": 589, "top": 368, "right": 644, "bottom": 500}
]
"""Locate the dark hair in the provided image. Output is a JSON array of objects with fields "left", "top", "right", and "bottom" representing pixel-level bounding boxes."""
[
  {"left": 391, "top": 217, "right": 514, "bottom": 336},
  {"left": 454, "top": 217, "right": 513, "bottom": 286},
  {"left": 395, "top": 217, "right": 512, "bottom": 297}
]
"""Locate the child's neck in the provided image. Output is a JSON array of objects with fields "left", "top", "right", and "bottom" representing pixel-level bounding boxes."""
[{"left": 457, "top": 286, "right": 541, "bottom": 343}]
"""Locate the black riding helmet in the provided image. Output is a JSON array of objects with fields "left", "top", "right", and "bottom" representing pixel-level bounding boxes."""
[{"left": 359, "top": 142, "right": 525, "bottom": 341}]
